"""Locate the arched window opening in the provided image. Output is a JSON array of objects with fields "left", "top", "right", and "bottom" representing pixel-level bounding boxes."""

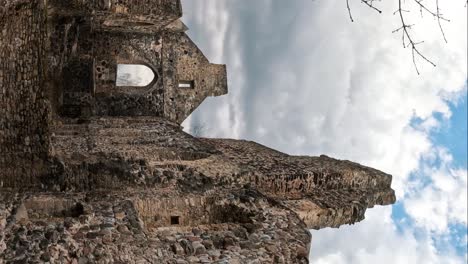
[{"left": 116, "top": 64, "right": 155, "bottom": 87}]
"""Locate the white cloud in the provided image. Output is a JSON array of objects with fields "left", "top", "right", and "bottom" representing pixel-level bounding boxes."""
[
  {"left": 180, "top": 0, "right": 467, "bottom": 262},
  {"left": 405, "top": 148, "right": 468, "bottom": 233},
  {"left": 312, "top": 207, "right": 465, "bottom": 264}
]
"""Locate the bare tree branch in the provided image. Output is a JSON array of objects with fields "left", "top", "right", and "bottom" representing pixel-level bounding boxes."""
[
  {"left": 343, "top": 0, "right": 455, "bottom": 74},
  {"left": 394, "top": 0, "right": 437, "bottom": 74}
]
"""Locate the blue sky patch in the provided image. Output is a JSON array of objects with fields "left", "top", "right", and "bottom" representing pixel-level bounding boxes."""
[{"left": 430, "top": 93, "right": 468, "bottom": 168}]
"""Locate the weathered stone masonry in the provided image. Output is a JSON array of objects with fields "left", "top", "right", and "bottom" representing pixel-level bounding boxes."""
[
  {"left": 0, "top": 0, "right": 50, "bottom": 188},
  {"left": 1, "top": 1, "right": 395, "bottom": 263}
]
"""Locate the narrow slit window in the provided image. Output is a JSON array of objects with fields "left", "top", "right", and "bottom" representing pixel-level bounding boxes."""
[
  {"left": 116, "top": 64, "right": 155, "bottom": 87},
  {"left": 178, "top": 80, "right": 194, "bottom": 89}
]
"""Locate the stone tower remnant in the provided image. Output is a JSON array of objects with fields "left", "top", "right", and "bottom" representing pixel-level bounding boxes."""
[{"left": 0, "top": 0, "right": 396, "bottom": 263}]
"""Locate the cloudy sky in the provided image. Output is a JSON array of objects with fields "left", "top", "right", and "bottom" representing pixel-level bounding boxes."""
[{"left": 179, "top": 0, "right": 467, "bottom": 263}]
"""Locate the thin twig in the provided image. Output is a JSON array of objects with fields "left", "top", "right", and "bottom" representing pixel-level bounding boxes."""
[
  {"left": 435, "top": 0, "right": 448, "bottom": 43},
  {"left": 396, "top": 0, "right": 436, "bottom": 74},
  {"left": 361, "top": 0, "right": 382, "bottom": 13},
  {"left": 346, "top": 0, "right": 354, "bottom": 22},
  {"left": 412, "top": 0, "right": 449, "bottom": 42}
]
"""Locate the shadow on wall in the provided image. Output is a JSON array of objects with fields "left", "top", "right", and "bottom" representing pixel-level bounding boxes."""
[
  {"left": 134, "top": 197, "right": 254, "bottom": 229},
  {"left": 15, "top": 197, "right": 85, "bottom": 221}
]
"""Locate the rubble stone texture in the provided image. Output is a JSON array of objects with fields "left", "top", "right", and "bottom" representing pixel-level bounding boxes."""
[{"left": 0, "top": 1, "right": 396, "bottom": 263}]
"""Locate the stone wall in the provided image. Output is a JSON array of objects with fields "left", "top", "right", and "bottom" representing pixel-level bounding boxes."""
[
  {"left": 92, "top": 32, "right": 165, "bottom": 116},
  {"left": 45, "top": 118, "right": 394, "bottom": 231},
  {"left": 47, "top": 14, "right": 166, "bottom": 118},
  {"left": 46, "top": 117, "right": 216, "bottom": 190},
  {"left": 0, "top": 0, "right": 50, "bottom": 188},
  {"left": 202, "top": 139, "right": 394, "bottom": 196},
  {"left": 134, "top": 194, "right": 255, "bottom": 229},
  {"left": 162, "top": 32, "right": 228, "bottom": 123},
  {"left": 93, "top": 0, "right": 182, "bottom": 28},
  {"left": 199, "top": 138, "right": 396, "bottom": 229},
  {"left": 48, "top": 0, "right": 182, "bottom": 31},
  {"left": 0, "top": 190, "right": 311, "bottom": 263},
  {"left": 45, "top": 0, "right": 226, "bottom": 123}
]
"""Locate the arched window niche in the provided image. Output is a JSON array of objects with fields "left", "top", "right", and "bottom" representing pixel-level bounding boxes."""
[{"left": 116, "top": 64, "right": 156, "bottom": 87}]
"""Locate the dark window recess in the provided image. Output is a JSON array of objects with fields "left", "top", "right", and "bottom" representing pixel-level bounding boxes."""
[
  {"left": 70, "top": 203, "right": 85, "bottom": 217},
  {"left": 60, "top": 105, "right": 82, "bottom": 118},
  {"left": 178, "top": 80, "right": 194, "bottom": 89},
  {"left": 170, "top": 216, "right": 180, "bottom": 225},
  {"left": 60, "top": 203, "right": 84, "bottom": 218}
]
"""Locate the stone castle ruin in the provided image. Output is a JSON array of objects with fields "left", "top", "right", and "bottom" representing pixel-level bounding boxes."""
[{"left": 0, "top": 1, "right": 395, "bottom": 263}]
